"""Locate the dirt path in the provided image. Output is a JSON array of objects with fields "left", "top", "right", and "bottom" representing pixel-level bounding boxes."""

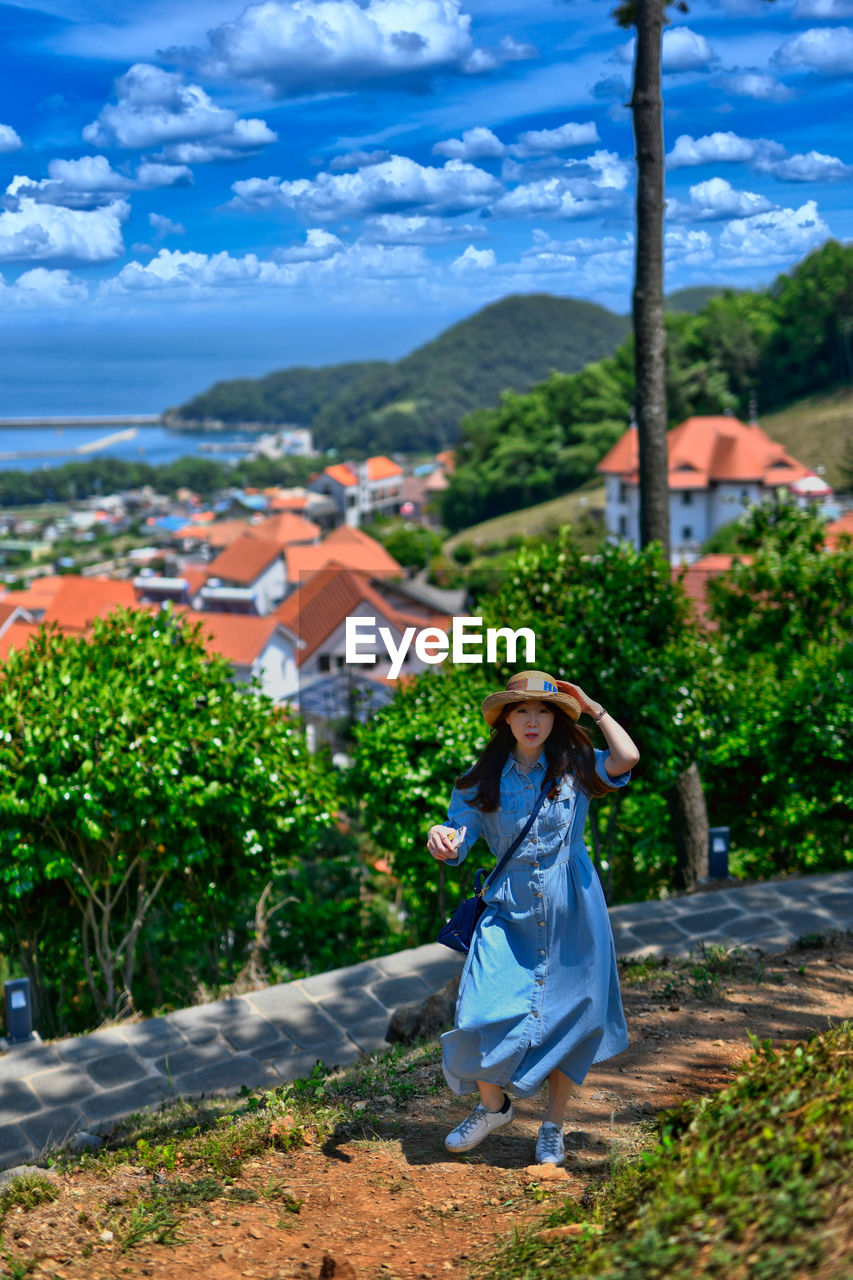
[{"left": 4, "top": 935, "right": 853, "bottom": 1280}]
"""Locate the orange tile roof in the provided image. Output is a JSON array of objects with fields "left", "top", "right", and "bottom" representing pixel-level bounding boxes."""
[
  {"left": 436, "top": 449, "right": 456, "bottom": 472},
  {"left": 0, "top": 575, "right": 65, "bottom": 615},
  {"left": 825, "top": 511, "right": 853, "bottom": 551},
  {"left": 177, "top": 519, "right": 252, "bottom": 547},
  {"left": 598, "top": 417, "right": 812, "bottom": 489},
  {"left": 41, "top": 576, "right": 138, "bottom": 632},
  {"left": 365, "top": 455, "right": 403, "bottom": 482},
  {"left": 0, "top": 619, "right": 38, "bottom": 661},
  {"left": 180, "top": 611, "right": 294, "bottom": 666},
  {"left": 285, "top": 526, "right": 402, "bottom": 583},
  {"left": 181, "top": 566, "right": 210, "bottom": 598},
  {"left": 324, "top": 463, "right": 358, "bottom": 487},
  {"left": 207, "top": 534, "right": 283, "bottom": 586},
  {"left": 0, "top": 602, "right": 23, "bottom": 633},
  {"left": 275, "top": 565, "right": 446, "bottom": 665},
  {"left": 252, "top": 511, "right": 321, "bottom": 545}
]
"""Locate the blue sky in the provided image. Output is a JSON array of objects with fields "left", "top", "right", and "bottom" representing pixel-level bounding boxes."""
[{"left": 1, "top": 0, "right": 851, "bottom": 411}]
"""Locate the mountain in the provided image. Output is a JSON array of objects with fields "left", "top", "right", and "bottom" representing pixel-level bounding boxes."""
[
  {"left": 666, "top": 286, "right": 731, "bottom": 313},
  {"left": 170, "top": 294, "right": 630, "bottom": 455}
]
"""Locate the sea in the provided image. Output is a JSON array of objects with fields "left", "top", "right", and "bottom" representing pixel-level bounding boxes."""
[{"left": 0, "top": 424, "right": 262, "bottom": 474}]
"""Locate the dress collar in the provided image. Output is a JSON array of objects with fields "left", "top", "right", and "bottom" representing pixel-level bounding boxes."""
[{"left": 502, "top": 749, "right": 547, "bottom": 778}]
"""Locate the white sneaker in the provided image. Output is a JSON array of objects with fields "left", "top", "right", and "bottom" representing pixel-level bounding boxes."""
[
  {"left": 535, "top": 1121, "right": 565, "bottom": 1165},
  {"left": 444, "top": 1098, "right": 514, "bottom": 1153}
]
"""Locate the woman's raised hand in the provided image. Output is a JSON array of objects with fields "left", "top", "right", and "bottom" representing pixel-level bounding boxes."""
[
  {"left": 556, "top": 680, "right": 602, "bottom": 719},
  {"left": 427, "top": 825, "right": 462, "bottom": 861}
]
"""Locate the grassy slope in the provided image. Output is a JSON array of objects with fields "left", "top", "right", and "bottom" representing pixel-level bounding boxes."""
[
  {"left": 760, "top": 387, "right": 853, "bottom": 489},
  {"left": 479, "top": 1021, "right": 853, "bottom": 1280},
  {"left": 443, "top": 485, "right": 606, "bottom": 554}
]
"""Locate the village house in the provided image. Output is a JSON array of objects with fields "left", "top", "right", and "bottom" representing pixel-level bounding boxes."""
[
  {"left": 597, "top": 415, "right": 826, "bottom": 559},
  {"left": 307, "top": 456, "right": 404, "bottom": 528},
  {"left": 179, "top": 610, "right": 301, "bottom": 703},
  {"left": 283, "top": 524, "right": 402, "bottom": 593}
]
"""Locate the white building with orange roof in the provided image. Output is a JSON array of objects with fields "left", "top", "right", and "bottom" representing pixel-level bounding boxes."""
[
  {"left": 307, "top": 455, "right": 404, "bottom": 527},
  {"left": 180, "top": 611, "right": 301, "bottom": 703},
  {"left": 597, "top": 415, "right": 820, "bottom": 557},
  {"left": 202, "top": 533, "right": 287, "bottom": 614},
  {"left": 274, "top": 563, "right": 448, "bottom": 684}
]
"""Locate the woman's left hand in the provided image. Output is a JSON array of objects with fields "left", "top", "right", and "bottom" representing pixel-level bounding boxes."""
[{"left": 556, "top": 680, "right": 602, "bottom": 719}]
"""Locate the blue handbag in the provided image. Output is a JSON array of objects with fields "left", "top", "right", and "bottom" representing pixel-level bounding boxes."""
[{"left": 436, "top": 777, "right": 552, "bottom": 954}]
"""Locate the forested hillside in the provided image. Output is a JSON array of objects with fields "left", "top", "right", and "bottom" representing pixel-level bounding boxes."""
[
  {"left": 440, "top": 240, "right": 853, "bottom": 530},
  {"left": 171, "top": 294, "right": 629, "bottom": 453}
]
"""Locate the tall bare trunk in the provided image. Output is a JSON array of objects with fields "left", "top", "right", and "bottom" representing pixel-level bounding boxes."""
[
  {"left": 630, "top": 0, "right": 670, "bottom": 557},
  {"left": 667, "top": 762, "right": 709, "bottom": 891}
]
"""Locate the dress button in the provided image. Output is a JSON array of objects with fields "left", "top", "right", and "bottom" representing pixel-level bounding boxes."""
[
  {"left": 534, "top": 892, "right": 543, "bottom": 898},
  {"left": 536, "top": 978, "right": 544, "bottom": 985},
  {"left": 538, "top": 921, "right": 545, "bottom": 927},
  {"left": 533, "top": 862, "right": 539, "bottom": 869},
  {"left": 538, "top": 948, "right": 545, "bottom": 955}
]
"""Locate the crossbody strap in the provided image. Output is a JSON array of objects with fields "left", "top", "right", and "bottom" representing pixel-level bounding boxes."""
[{"left": 475, "top": 775, "right": 552, "bottom": 898}]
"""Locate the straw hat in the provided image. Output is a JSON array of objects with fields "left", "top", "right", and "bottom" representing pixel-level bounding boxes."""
[{"left": 481, "top": 670, "right": 581, "bottom": 727}]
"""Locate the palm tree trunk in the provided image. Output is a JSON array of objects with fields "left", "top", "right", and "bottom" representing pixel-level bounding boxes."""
[{"left": 630, "top": 0, "right": 670, "bottom": 557}]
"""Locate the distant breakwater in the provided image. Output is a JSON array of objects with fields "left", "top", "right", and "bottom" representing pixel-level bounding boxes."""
[{"left": 0, "top": 415, "right": 162, "bottom": 429}]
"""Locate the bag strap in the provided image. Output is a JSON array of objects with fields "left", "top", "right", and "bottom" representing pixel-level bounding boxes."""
[{"left": 476, "top": 774, "right": 552, "bottom": 898}]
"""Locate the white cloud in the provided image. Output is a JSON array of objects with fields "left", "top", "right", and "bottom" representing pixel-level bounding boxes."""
[
  {"left": 230, "top": 155, "right": 502, "bottom": 220},
  {"left": 275, "top": 228, "right": 344, "bottom": 261},
  {"left": 7, "top": 155, "right": 193, "bottom": 209},
  {"left": 450, "top": 244, "right": 496, "bottom": 272},
  {"left": 83, "top": 63, "right": 277, "bottom": 160},
  {"left": 134, "top": 161, "right": 193, "bottom": 188},
  {"left": 758, "top": 150, "right": 853, "bottom": 181},
  {"left": 667, "top": 131, "right": 763, "bottom": 168},
  {"left": 104, "top": 239, "right": 428, "bottom": 296},
  {"left": 775, "top": 26, "right": 853, "bottom": 74},
  {"left": 361, "top": 213, "right": 487, "bottom": 242},
  {"left": 620, "top": 26, "right": 715, "bottom": 72},
  {"left": 183, "top": 0, "right": 519, "bottom": 96},
  {"left": 718, "top": 200, "right": 830, "bottom": 263},
  {"left": 149, "top": 212, "right": 186, "bottom": 238},
  {"left": 0, "top": 267, "right": 88, "bottom": 307},
  {"left": 510, "top": 121, "right": 599, "bottom": 158},
  {"left": 329, "top": 149, "right": 392, "bottom": 170},
  {"left": 0, "top": 184, "right": 128, "bottom": 262},
  {"left": 433, "top": 126, "right": 505, "bottom": 160},
  {"left": 792, "top": 0, "right": 853, "bottom": 17},
  {"left": 664, "top": 228, "right": 714, "bottom": 265},
  {"left": 668, "top": 177, "right": 776, "bottom": 222},
  {"left": 721, "top": 71, "right": 793, "bottom": 101},
  {"left": 0, "top": 125, "right": 23, "bottom": 153},
  {"left": 492, "top": 149, "right": 629, "bottom": 220},
  {"left": 662, "top": 27, "right": 715, "bottom": 72}
]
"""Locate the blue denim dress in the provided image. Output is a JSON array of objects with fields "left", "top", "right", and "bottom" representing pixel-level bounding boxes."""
[{"left": 440, "top": 748, "right": 630, "bottom": 1098}]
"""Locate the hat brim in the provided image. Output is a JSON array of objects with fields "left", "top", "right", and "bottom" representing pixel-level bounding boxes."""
[{"left": 481, "top": 688, "right": 581, "bottom": 727}]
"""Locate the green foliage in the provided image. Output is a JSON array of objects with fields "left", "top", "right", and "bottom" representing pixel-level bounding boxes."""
[
  {"left": 699, "top": 504, "right": 853, "bottom": 876},
  {"left": 0, "top": 608, "right": 348, "bottom": 1029},
  {"left": 0, "top": 451, "right": 316, "bottom": 508},
  {"left": 0, "top": 1173, "right": 58, "bottom": 1226},
  {"left": 347, "top": 665, "right": 492, "bottom": 937},
  {"left": 174, "top": 294, "right": 630, "bottom": 454},
  {"left": 363, "top": 518, "right": 444, "bottom": 569},
  {"left": 478, "top": 1021, "right": 853, "bottom": 1280},
  {"left": 706, "top": 500, "right": 853, "bottom": 662}
]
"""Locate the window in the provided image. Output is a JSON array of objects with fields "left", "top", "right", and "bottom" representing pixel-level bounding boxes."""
[
  {"left": 618, "top": 482, "right": 628, "bottom": 503},
  {"left": 681, "top": 491, "right": 693, "bottom": 506},
  {"left": 318, "top": 654, "right": 331, "bottom": 672},
  {"left": 682, "top": 526, "right": 693, "bottom": 540},
  {"left": 618, "top": 515, "right": 627, "bottom": 535}
]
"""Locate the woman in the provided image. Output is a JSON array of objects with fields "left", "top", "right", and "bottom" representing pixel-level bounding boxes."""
[{"left": 426, "top": 670, "right": 639, "bottom": 1166}]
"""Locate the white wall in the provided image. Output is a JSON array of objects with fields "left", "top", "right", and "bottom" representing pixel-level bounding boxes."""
[{"left": 249, "top": 557, "right": 286, "bottom": 614}]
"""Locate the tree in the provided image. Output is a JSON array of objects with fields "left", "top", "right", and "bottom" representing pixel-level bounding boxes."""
[
  {"left": 615, "top": 0, "right": 674, "bottom": 555},
  {"left": 0, "top": 608, "right": 340, "bottom": 1028},
  {"left": 485, "top": 532, "right": 713, "bottom": 894}
]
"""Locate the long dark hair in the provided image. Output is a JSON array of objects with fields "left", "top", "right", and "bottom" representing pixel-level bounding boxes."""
[{"left": 456, "top": 705, "right": 614, "bottom": 811}]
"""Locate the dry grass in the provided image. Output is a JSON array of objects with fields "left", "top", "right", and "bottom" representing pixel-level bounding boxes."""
[{"left": 761, "top": 387, "right": 853, "bottom": 488}]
